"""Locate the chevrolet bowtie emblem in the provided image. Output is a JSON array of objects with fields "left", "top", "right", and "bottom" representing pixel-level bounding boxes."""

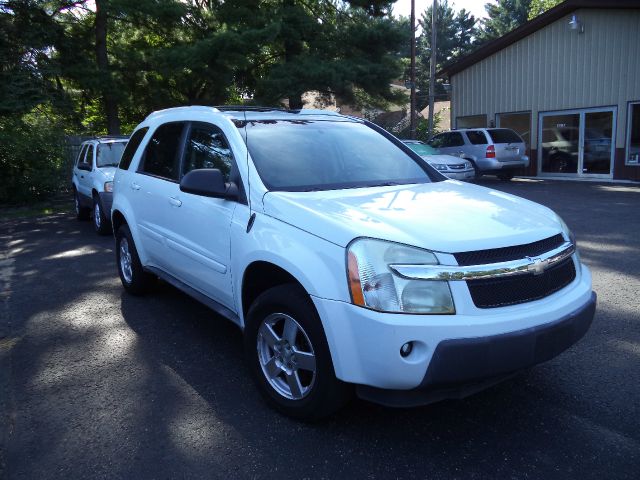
[{"left": 527, "top": 257, "right": 547, "bottom": 275}]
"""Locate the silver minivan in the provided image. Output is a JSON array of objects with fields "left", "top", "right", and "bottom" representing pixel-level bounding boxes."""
[{"left": 429, "top": 128, "right": 529, "bottom": 180}]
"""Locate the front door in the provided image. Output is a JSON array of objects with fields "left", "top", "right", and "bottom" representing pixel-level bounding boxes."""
[{"left": 539, "top": 108, "right": 615, "bottom": 178}]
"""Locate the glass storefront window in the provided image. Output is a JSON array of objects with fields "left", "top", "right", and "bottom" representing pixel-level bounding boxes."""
[
  {"left": 627, "top": 102, "right": 640, "bottom": 165},
  {"left": 496, "top": 112, "right": 531, "bottom": 151}
]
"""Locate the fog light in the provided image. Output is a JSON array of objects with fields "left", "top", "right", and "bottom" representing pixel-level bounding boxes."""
[{"left": 400, "top": 342, "right": 413, "bottom": 357}]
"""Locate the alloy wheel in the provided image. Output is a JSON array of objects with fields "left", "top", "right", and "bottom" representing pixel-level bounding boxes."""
[
  {"left": 119, "top": 237, "right": 133, "bottom": 284},
  {"left": 257, "top": 313, "right": 317, "bottom": 400}
]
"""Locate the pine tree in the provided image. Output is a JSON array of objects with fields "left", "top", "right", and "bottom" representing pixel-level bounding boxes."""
[{"left": 478, "top": 0, "right": 532, "bottom": 43}]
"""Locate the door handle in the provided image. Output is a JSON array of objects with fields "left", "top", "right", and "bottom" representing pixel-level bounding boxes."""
[
  {"left": 168, "top": 196, "right": 182, "bottom": 207},
  {"left": 130, "top": 182, "right": 141, "bottom": 191}
]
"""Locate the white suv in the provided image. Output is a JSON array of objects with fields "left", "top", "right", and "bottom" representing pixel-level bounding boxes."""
[
  {"left": 111, "top": 106, "right": 595, "bottom": 420},
  {"left": 72, "top": 136, "right": 128, "bottom": 234}
]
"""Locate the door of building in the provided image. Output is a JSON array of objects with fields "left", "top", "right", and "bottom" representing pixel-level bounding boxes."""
[{"left": 538, "top": 107, "right": 615, "bottom": 178}]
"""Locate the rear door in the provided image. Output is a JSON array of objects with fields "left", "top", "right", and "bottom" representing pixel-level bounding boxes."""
[
  {"left": 486, "top": 128, "right": 525, "bottom": 162},
  {"left": 78, "top": 144, "right": 95, "bottom": 197},
  {"left": 72, "top": 144, "right": 88, "bottom": 190},
  {"left": 133, "top": 122, "right": 187, "bottom": 268}
]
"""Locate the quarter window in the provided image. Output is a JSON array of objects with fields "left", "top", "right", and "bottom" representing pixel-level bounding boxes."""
[
  {"left": 182, "top": 124, "right": 234, "bottom": 181},
  {"left": 140, "top": 122, "right": 185, "bottom": 181},
  {"left": 466, "top": 130, "right": 487, "bottom": 145}
]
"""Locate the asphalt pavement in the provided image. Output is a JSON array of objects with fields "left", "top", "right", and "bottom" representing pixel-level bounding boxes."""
[{"left": 1, "top": 178, "right": 639, "bottom": 479}]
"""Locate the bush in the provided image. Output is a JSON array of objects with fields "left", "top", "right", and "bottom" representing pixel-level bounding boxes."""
[{"left": 0, "top": 112, "right": 68, "bottom": 204}]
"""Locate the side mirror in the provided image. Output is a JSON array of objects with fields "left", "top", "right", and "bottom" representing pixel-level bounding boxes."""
[
  {"left": 180, "top": 169, "right": 237, "bottom": 200},
  {"left": 78, "top": 162, "right": 91, "bottom": 171}
]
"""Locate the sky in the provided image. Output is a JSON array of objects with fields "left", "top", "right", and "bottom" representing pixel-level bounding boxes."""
[{"left": 392, "top": 0, "right": 490, "bottom": 20}]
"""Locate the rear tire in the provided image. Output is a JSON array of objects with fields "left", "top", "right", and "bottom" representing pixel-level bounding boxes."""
[
  {"left": 115, "top": 224, "right": 155, "bottom": 295},
  {"left": 244, "top": 284, "right": 352, "bottom": 421},
  {"left": 74, "top": 190, "right": 90, "bottom": 221},
  {"left": 93, "top": 195, "right": 111, "bottom": 235}
]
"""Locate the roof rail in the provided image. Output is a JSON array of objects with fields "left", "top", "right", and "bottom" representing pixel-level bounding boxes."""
[
  {"left": 96, "top": 135, "right": 129, "bottom": 140},
  {"left": 145, "top": 105, "right": 220, "bottom": 120},
  {"left": 215, "top": 106, "right": 342, "bottom": 117}
]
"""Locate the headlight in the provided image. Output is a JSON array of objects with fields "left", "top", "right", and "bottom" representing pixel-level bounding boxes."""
[
  {"left": 465, "top": 161, "right": 473, "bottom": 169},
  {"left": 347, "top": 238, "right": 455, "bottom": 314},
  {"left": 430, "top": 163, "right": 448, "bottom": 171},
  {"left": 104, "top": 181, "right": 114, "bottom": 193}
]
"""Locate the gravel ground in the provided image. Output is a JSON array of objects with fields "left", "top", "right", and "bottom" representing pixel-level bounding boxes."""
[{"left": 1, "top": 178, "right": 639, "bottom": 479}]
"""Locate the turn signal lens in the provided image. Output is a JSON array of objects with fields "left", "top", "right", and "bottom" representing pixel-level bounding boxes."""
[{"left": 348, "top": 251, "right": 365, "bottom": 306}]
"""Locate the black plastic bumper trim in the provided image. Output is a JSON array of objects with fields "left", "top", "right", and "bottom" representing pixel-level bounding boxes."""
[{"left": 356, "top": 292, "right": 596, "bottom": 408}]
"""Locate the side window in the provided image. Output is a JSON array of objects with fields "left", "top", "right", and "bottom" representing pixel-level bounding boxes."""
[
  {"left": 466, "top": 130, "right": 487, "bottom": 145},
  {"left": 76, "top": 144, "right": 88, "bottom": 166},
  {"left": 140, "top": 122, "right": 185, "bottom": 181},
  {"left": 119, "top": 127, "right": 149, "bottom": 170},
  {"left": 448, "top": 132, "right": 465, "bottom": 147},
  {"left": 182, "top": 123, "right": 234, "bottom": 182},
  {"left": 85, "top": 144, "right": 94, "bottom": 168},
  {"left": 429, "top": 134, "right": 448, "bottom": 148}
]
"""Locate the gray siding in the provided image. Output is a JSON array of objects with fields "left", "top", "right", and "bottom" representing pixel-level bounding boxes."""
[{"left": 451, "top": 9, "right": 640, "bottom": 149}]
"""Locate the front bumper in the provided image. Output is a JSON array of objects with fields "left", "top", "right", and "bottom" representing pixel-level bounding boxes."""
[
  {"left": 445, "top": 169, "right": 475, "bottom": 181},
  {"left": 312, "top": 262, "right": 594, "bottom": 398},
  {"left": 358, "top": 291, "right": 596, "bottom": 407}
]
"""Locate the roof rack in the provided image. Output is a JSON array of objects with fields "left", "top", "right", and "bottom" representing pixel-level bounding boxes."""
[
  {"left": 215, "top": 106, "right": 342, "bottom": 116},
  {"left": 96, "top": 135, "right": 129, "bottom": 140}
]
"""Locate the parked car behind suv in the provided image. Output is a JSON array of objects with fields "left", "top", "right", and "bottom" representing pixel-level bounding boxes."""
[
  {"left": 111, "top": 107, "right": 595, "bottom": 420},
  {"left": 429, "top": 128, "right": 529, "bottom": 180},
  {"left": 72, "top": 136, "right": 129, "bottom": 234},
  {"left": 402, "top": 140, "right": 475, "bottom": 181}
]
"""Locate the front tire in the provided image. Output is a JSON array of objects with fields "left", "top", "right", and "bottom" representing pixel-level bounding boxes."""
[
  {"left": 93, "top": 195, "right": 111, "bottom": 235},
  {"left": 115, "top": 225, "right": 155, "bottom": 295},
  {"left": 244, "top": 284, "right": 351, "bottom": 420}
]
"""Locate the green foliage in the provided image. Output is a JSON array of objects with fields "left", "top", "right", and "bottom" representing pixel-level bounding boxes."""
[
  {"left": 1, "top": 0, "right": 409, "bottom": 203},
  {"left": 478, "top": 0, "right": 532, "bottom": 43},
  {"left": 528, "top": 0, "right": 563, "bottom": 20},
  {"left": 0, "top": 110, "right": 67, "bottom": 204}
]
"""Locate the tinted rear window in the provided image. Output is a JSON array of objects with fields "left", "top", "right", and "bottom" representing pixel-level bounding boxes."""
[
  {"left": 466, "top": 130, "right": 487, "bottom": 145},
  {"left": 487, "top": 129, "right": 523, "bottom": 144}
]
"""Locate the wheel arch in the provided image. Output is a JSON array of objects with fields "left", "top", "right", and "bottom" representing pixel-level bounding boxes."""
[{"left": 241, "top": 261, "right": 308, "bottom": 320}]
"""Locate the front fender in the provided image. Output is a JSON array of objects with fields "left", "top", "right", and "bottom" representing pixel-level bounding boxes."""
[{"left": 231, "top": 211, "right": 350, "bottom": 327}]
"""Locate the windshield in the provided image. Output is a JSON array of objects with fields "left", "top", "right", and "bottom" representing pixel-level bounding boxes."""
[
  {"left": 243, "top": 120, "right": 434, "bottom": 191},
  {"left": 405, "top": 142, "right": 440, "bottom": 156},
  {"left": 96, "top": 142, "right": 127, "bottom": 167}
]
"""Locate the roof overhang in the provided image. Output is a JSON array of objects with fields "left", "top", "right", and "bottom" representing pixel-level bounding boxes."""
[{"left": 439, "top": 0, "right": 640, "bottom": 78}]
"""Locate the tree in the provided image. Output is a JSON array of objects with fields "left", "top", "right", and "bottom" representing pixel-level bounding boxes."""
[
  {"left": 478, "top": 0, "right": 532, "bottom": 43},
  {"left": 415, "top": 0, "right": 477, "bottom": 108},
  {"left": 528, "top": 0, "right": 563, "bottom": 20}
]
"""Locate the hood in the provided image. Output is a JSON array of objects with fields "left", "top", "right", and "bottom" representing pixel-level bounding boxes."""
[
  {"left": 263, "top": 181, "right": 563, "bottom": 253},
  {"left": 96, "top": 166, "right": 117, "bottom": 181},
  {"left": 421, "top": 154, "right": 468, "bottom": 166}
]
